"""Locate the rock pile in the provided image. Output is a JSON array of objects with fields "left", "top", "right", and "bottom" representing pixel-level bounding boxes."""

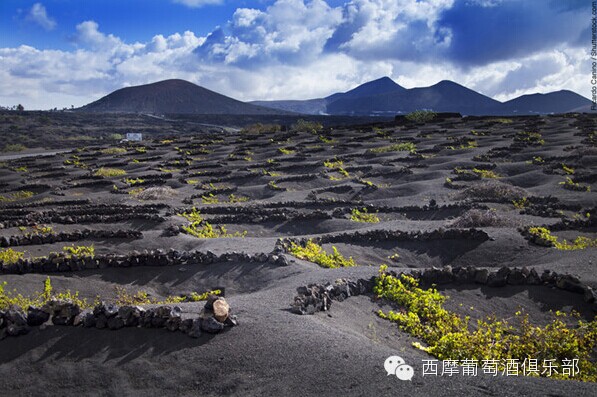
[
  {"left": 291, "top": 278, "right": 374, "bottom": 315},
  {"left": 0, "top": 295, "right": 237, "bottom": 340}
]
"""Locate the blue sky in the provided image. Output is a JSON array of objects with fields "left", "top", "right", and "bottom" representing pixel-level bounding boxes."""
[{"left": 0, "top": 0, "right": 590, "bottom": 109}]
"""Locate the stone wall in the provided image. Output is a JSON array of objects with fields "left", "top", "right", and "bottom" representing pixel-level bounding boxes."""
[
  {"left": 0, "top": 295, "right": 237, "bottom": 340},
  {"left": 291, "top": 265, "right": 597, "bottom": 315}
]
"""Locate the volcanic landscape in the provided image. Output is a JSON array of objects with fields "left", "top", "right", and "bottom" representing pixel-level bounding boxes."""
[{"left": 0, "top": 110, "right": 596, "bottom": 396}]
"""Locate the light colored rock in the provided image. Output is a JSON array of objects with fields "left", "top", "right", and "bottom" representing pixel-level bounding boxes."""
[{"left": 213, "top": 299, "right": 230, "bottom": 322}]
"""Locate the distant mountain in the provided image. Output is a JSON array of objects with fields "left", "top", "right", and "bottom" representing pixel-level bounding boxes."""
[
  {"left": 327, "top": 80, "right": 502, "bottom": 116},
  {"left": 78, "top": 79, "right": 285, "bottom": 115},
  {"left": 252, "top": 77, "right": 593, "bottom": 116},
  {"left": 250, "top": 76, "right": 404, "bottom": 114},
  {"left": 500, "top": 90, "right": 591, "bottom": 115},
  {"left": 325, "top": 76, "right": 405, "bottom": 102}
]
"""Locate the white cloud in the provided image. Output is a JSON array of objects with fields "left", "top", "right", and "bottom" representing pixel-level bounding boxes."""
[
  {"left": 75, "top": 21, "right": 123, "bottom": 50},
  {"left": 172, "top": 0, "right": 225, "bottom": 8},
  {"left": 195, "top": 0, "right": 343, "bottom": 65},
  {"left": 27, "top": 3, "right": 56, "bottom": 31}
]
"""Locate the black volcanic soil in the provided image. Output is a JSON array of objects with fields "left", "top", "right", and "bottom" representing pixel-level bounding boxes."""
[{"left": 0, "top": 113, "right": 596, "bottom": 396}]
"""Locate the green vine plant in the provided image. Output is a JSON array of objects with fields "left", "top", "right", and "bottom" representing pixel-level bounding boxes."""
[
  {"left": 178, "top": 208, "right": 246, "bottom": 239},
  {"left": 527, "top": 227, "right": 597, "bottom": 250},
  {"left": 350, "top": 208, "right": 380, "bottom": 223},
  {"left": 374, "top": 265, "right": 597, "bottom": 381},
  {"left": 287, "top": 240, "right": 356, "bottom": 268},
  {"left": 0, "top": 277, "right": 221, "bottom": 311}
]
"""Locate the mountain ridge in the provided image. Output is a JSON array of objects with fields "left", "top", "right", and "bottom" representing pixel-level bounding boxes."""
[
  {"left": 80, "top": 77, "right": 593, "bottom": 116},
  {"left": 252, "top": 77, "right": 591, "bottom": 116},
  {"left": 78, "top": 79, "right": 288, "bottom": 115}
]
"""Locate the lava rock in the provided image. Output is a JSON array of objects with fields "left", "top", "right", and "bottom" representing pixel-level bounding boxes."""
[
  {"left": 77, "top": 310, "right": 96, "bottom": 328},
  {"left": 118, "top": 305, "right": 144, "bottom": 327},
  {"left": 474, "top": 269, "right": 489, "bottom": 284},
  {"left": 107, "top": 316, "right": 125, "bottom": 330},
  {"left": 526, "top": 268, "right": 542, "bottom": 285},
  {"left": 187, "top": 319, "right": 202, "bottom": 338},
  {"left": 27, "top": 306, "right": 50, "bottom": 326},
  {"left": 165, "top": 316, "right": 181, "bottom": 332},
  {"left": 487, "top": 267, "right": 510, "bottom": 287},
  {"left": 583, "top": 286, "right": 597, "bottom": 303},
  {"left": 507, "top": 268, "right": 526, "bottom": 285},
  {"left": 201, "top": 316, "right": 225, "bottom": 334},
  {"left": 95, "top": 314, "right": 108, "bottom": 329},
  {"left": 556, "top": 275, "right": 584, "bottom": 294},
  {"left": 51, "top": 301, "right": 81, "bottom": 326}
]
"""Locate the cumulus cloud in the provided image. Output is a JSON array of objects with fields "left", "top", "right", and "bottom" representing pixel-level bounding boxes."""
[
  {"left": 26, "top": 3, "right": 56, "bottom": 30},
  {"left": 325, "top": 0, "right": 454, "bottom": 61},
  {"left": 195, "top": 0, "right": 343, "bottom": 66}
]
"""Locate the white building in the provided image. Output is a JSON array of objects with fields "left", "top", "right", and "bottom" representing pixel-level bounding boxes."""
[{"left": 126, "top": 133, "right": 142, "bottom": 141}]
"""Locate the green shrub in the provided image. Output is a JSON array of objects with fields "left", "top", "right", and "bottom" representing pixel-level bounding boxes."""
[
  {"left": 559, "top": 177, "right": 590, "bottom": 192},
  {"left": 323, "top": 158, "right": 350, "bottom": 178},
  {"left": 323, "top": 158, "right": 344, "bottom": 169},
  {"left": 262, "top": 169, "right": 281, "bottom": 177},
  {"left": 240, "top": 123, "right": 282, "bottom": 134},
  {"left": 446, "top": 140, "right": 478, "bottom": 150},
  {"left": 128, "top": 187, "right": 144, "bottom": 196},
  {"left": 179, "top": 208, "right": 245, "bottom": 238},
  {"left": 405, "top": 110, "right": 436, "bottom": 123},
  {"left": 527, "top": 227, "right": 597, "bottom": 250},
  {"left": 350, "top": 208, "right": 380, "bottom": 223},
  {"left": 124, "top": 177, "right": 145, "bottom": 185},
  {"left": 182, "top": 221, "right": 246, "bottom": 239},
  {"left": 115, "top": 286, "right": 221, "bottom": 305},
  {"left": 0, "top": 190, "right": 34, "bottom": 202},
  {"left": 0, "top": 248, "right": 25, "bottom": 265},
  {"left": 515, "top": 131, "right": 544, "bottom": 145},
  {"left": 454, "top": 167, "right": 499, "bottom": 179},
  {"left": 512, "top": 197, "right": 529, "bottom": 209},
  {"left": 178, "top": 207, "right": 203, "bottom": 223},
  {"left": 374, "top": 266, "right": 597, "bottom": 381},
  {"left": 368, "top": 142, "right": 417, "bottom": 154},
  {"left": 228, "top": 194, "right": 249, "bottom": 203},
  {"left": 288, "top": 240, "right": 356, "bottom": 268},
  {"left": 291, "top": 119, "right": 323, "bottom": 134},
  {"left": 473, "top": 168, "right": 500, "bottom": 179},
  {"left": 561, "top": 164, "right": 575, "bottom": 175},
  {"left": 278, "top": 147, "right": 295, "bottom": 155},
  {"left": 318, "top": 135, "right": 335, "bottom": 144},
  {"left": 201, "top": 193, "right": 219, "bottom": 204},
  {"left": 268, "top": 180, "right": 285, "bottom": 191},
  {"left": 2, "top": 143, "right": 26, "bottom": 152},
  {"left": 0, "top": 277, "right": 94, "bottom": 310},
  {"left": 62, "top": 245, "right": 95, "bottom": 258},
  {"left": 100, "top": 147, "right": 127, "bottom": 155},
  {"left": 94, "top": 167, "right": 127, "bottom": 178}
]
